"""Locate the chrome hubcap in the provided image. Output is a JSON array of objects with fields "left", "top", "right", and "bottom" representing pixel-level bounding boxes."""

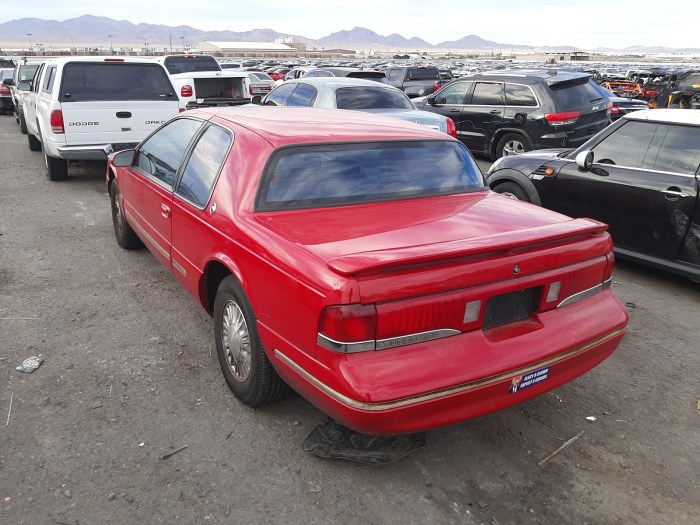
[
  {"left": 503, "top": 140, "right": 525, "bottom": 156},
  {"left": 221, "top": 300, "right": 251, "bottom": 382}
]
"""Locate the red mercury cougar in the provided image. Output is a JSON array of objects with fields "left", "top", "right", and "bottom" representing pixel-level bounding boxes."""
[{"left": 106, "top": 106, "right": 628, "bottom": 435}]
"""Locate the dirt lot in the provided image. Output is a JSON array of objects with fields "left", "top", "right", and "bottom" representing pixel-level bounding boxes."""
[{"left": 0, "top": 114, "right": 698, "bottom": 525}]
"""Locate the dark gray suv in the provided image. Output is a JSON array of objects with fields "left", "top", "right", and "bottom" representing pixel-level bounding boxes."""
[{"left": 417, "top": 69, "right": 611, "bottom": 159}]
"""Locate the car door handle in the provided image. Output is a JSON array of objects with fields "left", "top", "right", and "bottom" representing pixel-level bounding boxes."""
[
  {"left": 450, "top": 108, "right": 460, "bottom": 113},
  {"left": 160, "top": 204, "right": 171, "bottom": 218},
  {"left": 662, "top": 189, "right": 689, "bottom": 199},
  {"left": 489, "top": 109, "right": 500, "bottom": 114}
]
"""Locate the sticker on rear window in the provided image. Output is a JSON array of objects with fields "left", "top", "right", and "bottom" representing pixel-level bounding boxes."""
[{"left": 509, "top": 367, "right": 550, "bottom": 393}]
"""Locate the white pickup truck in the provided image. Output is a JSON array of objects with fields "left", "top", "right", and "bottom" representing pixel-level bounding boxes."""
[
  {"left": 20, "top": 56, "right": 184, "bottom": 181},
  {"left": 154, "top": 54, "right": 250, "bottom": 109}
]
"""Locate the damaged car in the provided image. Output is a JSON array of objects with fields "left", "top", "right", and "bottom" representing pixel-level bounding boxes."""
[
  {"left": 487, "top": 109, "right": 700, "bottom": 281},
  {"left": 106, "top": 106, "right": 628, "bottom": 435}
]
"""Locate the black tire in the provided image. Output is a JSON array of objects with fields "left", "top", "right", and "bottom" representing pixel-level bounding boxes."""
[
  {"left": 495, "top": 133, "right": 531, "bottom": 159},
  {"left": 27, "top": 132, "right": 41, "bottom": 151},
  {"left": 110, "top": 179, "right": 143, "bottom": 249},
  {"left": 493, "top": 181, "right": 531, "bottom": 203},
  {"left": 214, "top": 276, "right": 289, "bottom": 407},
  {"left": 45, "top": 149, "right": 68, "bottom": 181},
  {"left": 19, "top": 109, "right": 27, "bottom": 134}
]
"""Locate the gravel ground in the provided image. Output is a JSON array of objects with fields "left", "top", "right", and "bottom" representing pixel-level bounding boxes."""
[{"left": 0, "top": 113, "right": 698, "bottom": 525}]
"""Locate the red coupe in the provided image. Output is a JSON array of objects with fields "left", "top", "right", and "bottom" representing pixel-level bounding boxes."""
[{"left": 106, "top": 106, "right": 628, "bottom": 435}]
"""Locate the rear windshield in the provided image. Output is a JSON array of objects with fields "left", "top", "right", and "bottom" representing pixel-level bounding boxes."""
[
  {"left": 257, "top": 141, "right": 484, "bottom": 211},
  {"left": 335, "top": 87, "right": 414, "bottom": 110},
  {"left": 163, "top": 56, "right": 220, "bottom": 74},
  {"left": 59, "top": 63, "right": 175, "bottom": 102},
  {"left": 549, "top": 78, "right": 605, "bottom": 110},
  {"left": 406, "top": 67, "right": 440, "bottom": 81}
]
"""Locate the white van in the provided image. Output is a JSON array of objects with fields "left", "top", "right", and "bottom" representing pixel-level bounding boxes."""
[{"left": 20, "top": 56, "right": 184, "bottom": 181}]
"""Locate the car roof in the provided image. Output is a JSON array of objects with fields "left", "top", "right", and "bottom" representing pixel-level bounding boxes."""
[
  {"left": 40, "top": 56, "right": 160, "bottom": 65},
  {"left": 284, "top": 77, "right": 396, "bottom": 89},
  {"left": 196, "top": 106, "right": 447, "bottom": 147},
  {"left": 623, "top": 109, "right": 700, "bottom": 126},
  {"left": 463, "top": 68, "right": 591, "bottom": 85}
]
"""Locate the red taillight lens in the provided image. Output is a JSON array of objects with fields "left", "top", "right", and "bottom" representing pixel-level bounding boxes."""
[
  {"left": 50, "top": 110, "right": 64, "bottom": 134},
  {"left": 433, "top": 81, "right": 442, "bottom": 93},
  {"left": 445, "top": 117, "right": 457, "bottom": 138},
  {"left": 0, "top": 84, "right": 10, "bottom": 96},
  {"left": 541, "top": 256, "right": 609, "bottom": 311},
  {"left": 318, "top": 304, "right": 376, "bottom": 345},
  {"left": 249, "top": 84, "right": 253, "bottom": 95},
  {"left": 610, "top": 106, "right": 620, "bottom": 115},
  {"left": 181, "top": 85, "right": 193, "bottom": 97},
  {"left": 544, "top": 111, "right": 580, "bottom": 126}
]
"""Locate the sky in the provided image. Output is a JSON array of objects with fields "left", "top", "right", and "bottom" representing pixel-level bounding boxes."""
[{"left": 2, "top": 1, "right": 696, "bottom": 50}]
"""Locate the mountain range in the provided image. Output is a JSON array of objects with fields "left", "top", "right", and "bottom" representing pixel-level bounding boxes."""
[{"left": 0, "top": 15, "right": 698, "bottom": 54}]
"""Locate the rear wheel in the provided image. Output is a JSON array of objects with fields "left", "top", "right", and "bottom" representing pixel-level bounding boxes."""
[
  {"left": 214, "top": 276, "right": 289, "bottom": 407},
  {"left": 493, "top": 181, "right": 531, "bottom": 202},
  {"left": 44, "top": 149, "right": 68, "bottom": 181},
  {"left": 110, "top": 179, "right": 143, "bottom": 249},
  {"left": 496, "top": 133, "right": 530, "bottom": 158}
]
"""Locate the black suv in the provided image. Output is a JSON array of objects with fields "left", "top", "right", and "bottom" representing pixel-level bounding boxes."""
[{"left": 418, "top": 69, "right": 611, "bottom": 159}]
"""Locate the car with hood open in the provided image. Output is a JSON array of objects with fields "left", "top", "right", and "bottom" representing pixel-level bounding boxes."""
[{"left": 106, "top": 106, "right": 628, "bottom": 435}]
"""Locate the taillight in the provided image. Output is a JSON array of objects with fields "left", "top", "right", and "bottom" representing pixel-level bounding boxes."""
[
  {"left": 0, "top": 84, "right": 10, "bottom": 96},
  {"left": 181, "top": 85, "right": 193, "bottom": 97},
  {"left": 433, "top": 81, "right": 442, "bottom": 93},
  {"left": 544, "top": 111, "right": 580, "bottom": 126},
  {"left": 610, "top": 106, "right": 620, "bottom": 115},
  {"left": 50, "top": 110, "right": 64, "bottom": 134},
  {"left": 541, "top": 256, "right": 611, "bottom": 311},
  {"left": 317, "top": 304, "right": 376, "bottom": 353},
  {"left": 445, "top": 117, "right": 457, "bottom": 138}
]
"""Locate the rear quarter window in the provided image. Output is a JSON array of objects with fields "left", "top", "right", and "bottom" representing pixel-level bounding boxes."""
[{"left": 59, "top": 63, "right": 176, "bottom": 102}]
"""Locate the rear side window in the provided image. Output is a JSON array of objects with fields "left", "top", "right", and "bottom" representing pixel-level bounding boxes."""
[
  {"left": 176, "top": 125, "right": 231, "bottom": 207},
  {"left": 287, "top": 83, "right": 317, "bottom": 107},
  {"left": 387, "top": 69, "right": 403, "bottom": 82},
  {"left": 505, "top": 83, "right": 538, "bottom": 106},
  {"left": 335, "top": 87, "right": 413, "bottom": 110},
  {"left": 257, "top": 141, "right": 484, "bottom": 211},
  {"left": 470, "top": 82, "right": 503, "bottom": 105},
  {"left": 549, "top": 79, "right": 604, "bottom": 110},
  {"left": 59, "top": 63, "right": 175, "bottom": 102},
  {"left": 43, "top": 66, "right": 57, "bottom": 93}
]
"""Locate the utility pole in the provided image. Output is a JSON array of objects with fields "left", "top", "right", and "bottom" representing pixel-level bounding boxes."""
[
  {"left": 27, "top": 33, "right": 32, "bottom": 54},
  {"left": 169, "top": 35, "right": 172, "bottom": 53}
]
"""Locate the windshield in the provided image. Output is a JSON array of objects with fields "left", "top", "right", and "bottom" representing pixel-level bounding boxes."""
[
  {"left": 257, "top": 140, "right": 484, "bottom": 211},
  {"left": 335, "top": 86, "right": 414, "bottom": 110}
]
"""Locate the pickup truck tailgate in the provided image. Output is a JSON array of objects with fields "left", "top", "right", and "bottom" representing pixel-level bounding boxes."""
[{"left": 60, "top": 100, "right": 180, "bottom": 146}]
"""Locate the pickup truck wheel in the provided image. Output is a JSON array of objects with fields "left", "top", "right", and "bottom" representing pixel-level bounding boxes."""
[
  {"left": 18, "top": 109, "right": 28, "bottom": 134},
  {"left": 496, "top": 133, "right": 530, "bottom": 158},
  {"left": 110, "top": 179, "right": 143, "bottom": 249},
  {"left": 27, "top": 132, "right": 42, "bottom": 151},
  {"left": 493, "top": 181, "right": 531, "bottom": 203},
  {"left": 44, "top": 150, "right": 68, "bottom": 181},
  {"left": 214, "top": 276, "right": 289, "bottom": 407}
]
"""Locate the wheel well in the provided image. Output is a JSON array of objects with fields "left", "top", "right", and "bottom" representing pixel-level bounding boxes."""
[
  {"left": 106, "top": 168, "right": 116, "bottom": 196},
  {"left": 490, "top": 129, "right": 531, "bottom": 157},
  {"left": 202, "top": 261, "right": 233, "bottom": 316}
]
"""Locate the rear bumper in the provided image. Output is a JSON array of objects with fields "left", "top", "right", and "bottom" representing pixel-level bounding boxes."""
[
  {"left": 264, "top": 289, "right": 628, "bottom": 435},
  {"left": 57, "top": 143, "right": 138, "bottom": 160}
]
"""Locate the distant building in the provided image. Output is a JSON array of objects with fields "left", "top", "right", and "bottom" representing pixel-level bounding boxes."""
[
  {"left": 515, "top": 51, "right": 590, "bottom": 62},
  {"left": 199, "top": 41, "right": 299, "bottom": 57}
]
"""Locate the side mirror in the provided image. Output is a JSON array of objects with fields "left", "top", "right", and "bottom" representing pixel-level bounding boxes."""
[
  {"left": 426, "top": 95, "right": 437, "bottom": 105},
  {"left": 251, "top": 95, "right": 262, "bottom": 105},
  {"left": 111, "top": 149, "right": 136, "bottom": 167},
  {"left": 575, "top": 150, "right": 594, "bottom": 170},
  {"left": 17, "top": 80, "right": 32, "bottom": 91}
]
